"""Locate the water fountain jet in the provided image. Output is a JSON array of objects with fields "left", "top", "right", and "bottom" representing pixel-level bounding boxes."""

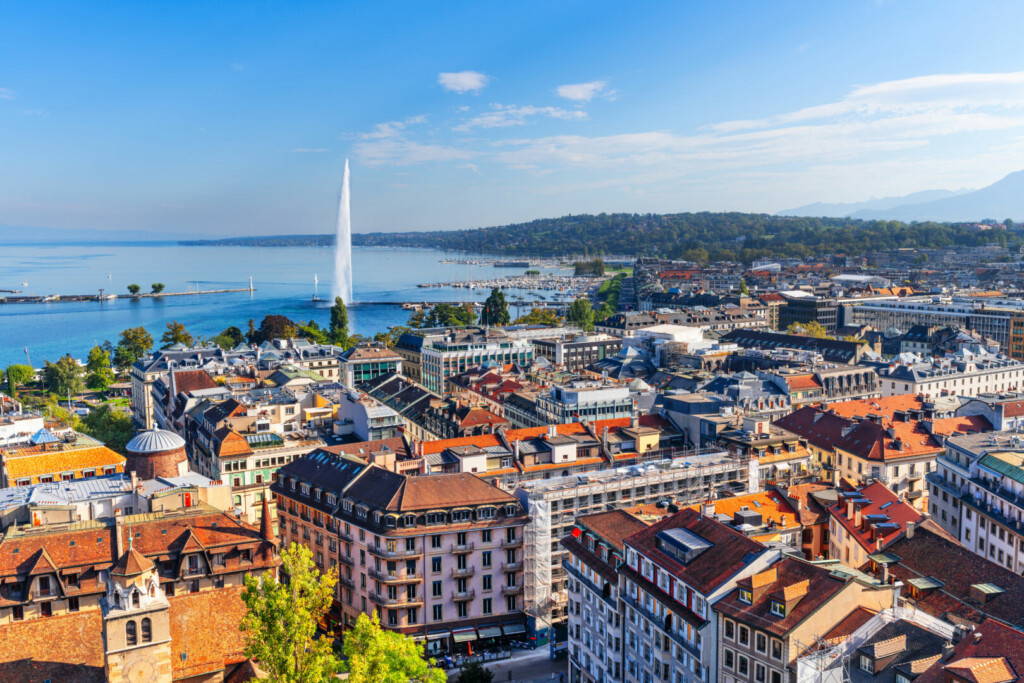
[{"left": 332, "top": 159, "right": 353, "bottom": 304}]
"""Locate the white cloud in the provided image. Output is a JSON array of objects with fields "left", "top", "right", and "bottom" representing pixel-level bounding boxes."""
[
  {"left": 360, "top": 115, "right": 428, "bottom": 140},
  {"left": 354, "top": 138, "right": 475, "bottom": 166},
  {"left": 438, "top": 71, "right": 489, "bottom": 94},
  {"left": 556, "top": 81, "right": 611, "bottom": 102},
  {"left": 454, "top": 104, "right": 586, "bottom": 131},
  {"left": 0, "top": 88, "right": 15, "bottom": 100}
]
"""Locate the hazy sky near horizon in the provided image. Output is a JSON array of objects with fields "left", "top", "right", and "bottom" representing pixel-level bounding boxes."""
[{"left": 3, "top": 1, "right": 1024, "bottom": 238}]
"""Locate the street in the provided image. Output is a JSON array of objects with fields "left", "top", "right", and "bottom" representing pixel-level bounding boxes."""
[{"left": 448, "top": 650, "right": 568, "bottom": 683}]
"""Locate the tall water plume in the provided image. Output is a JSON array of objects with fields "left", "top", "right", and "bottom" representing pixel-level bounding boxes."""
[{"left": 332, "top": 159, "right": 353, "bottom": 303}]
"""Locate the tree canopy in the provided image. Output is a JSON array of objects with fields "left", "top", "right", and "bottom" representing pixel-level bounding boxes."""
[
  {"left": 113, "top": 327, "right": 154, "bottom": 369},
  {"left": 252, "top": 315, "right": 299, "bottom": 343},
  {"left": 329, "top": 297, "right": 350, "bottom": 346},
  {"left": 513, "top": 307, "right": 562, "bottom": 326},
  {"left": 161, "top": 321, "right": 194, "bottom": 348},
  {"left": 786, "top": 321, "right": 831, "bottom": 339},
  {"left": 409, "top": 303, "right": 476, "bottom": 328},
  {"left": 80, "top": 404, "right": 134, "bottom": 453},
  {"left": 126, "top": 283, "right": 141, "bottom": 295},
  {"left": 342, "top": 612, "right": 446, "bottom": 683},
  {"left": 151, "top": 282, "right": 166, "bottom": 294},
  {"left": 5, "top": 364, "right": 34, "bottom": 396},
  {"left": 43, "top": 355, "right": 84, "bottom": 397},
  {"left": 480, "top": 288, "right": 510, "bottom": 326},
  {"left": 567, "top": 298, "right": 595, "bottom": 332},
  {"left": 85, "top": 346, "right": 116, "bottom": 391},
  {"left": 240, "top": 543, "right": 342, "bottom": 683}
]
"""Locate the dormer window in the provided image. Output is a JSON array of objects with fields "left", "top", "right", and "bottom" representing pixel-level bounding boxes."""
[
  {"left": 477, "top": 507, "right": 495, "bottom": 520},
  {"left": 300, "top": 483, "right": 310, "bottom": 496},
  {"left": 769, "top": 600, "right": 786, "bottom": 617},
  {"left": 505, "top": 504, "right": 518, "bottom": 516},
  {"left": 739, "top": 589, "right": 753, "bottom": 604},
  {"left": 326, "top": 493, "right": 336, "bottom": 506},
  {"left": 403, "top": 514, "right": 417, "bottom": 527}
]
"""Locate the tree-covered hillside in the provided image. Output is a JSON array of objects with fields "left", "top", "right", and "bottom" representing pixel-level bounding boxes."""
[{"left": 351, "top": 212, "right": 1018, "bottom": 263}]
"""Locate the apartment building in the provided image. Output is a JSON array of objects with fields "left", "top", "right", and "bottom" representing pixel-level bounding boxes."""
[
  {"left": 532, "top": 333, "right": 623, "bottom": 371},
  {"left": 619, "top": 510, "right": 779, "bottom": 682},
  {"left": 272, "top": 451, "right": 530, "bottom": 657},
  {"left": 715, "top": 557, "right": 895, "bottom": 683},
  {"left": 517, "top": 449, "right": 755, "bottom": 631},
  {"left": 929, "top": 430, "right": 1024, "bottom": 574},
  {"left": 562, "top": 510, "right": 649, "bottom": 683},
  {"left": 536, "top": 381, "right": 636, "bottom": 424},
  {"left": 420, "top": 332, "right": 535, "bottom": 394},
  {"left": 0, "top": 427, "right": 125, "bottom": 488},
  {"left": 827, "top": 482, "right": 923, "bottom": 569},
  {"left": 0, "top": 501, "right": 278, "bottom": 681},
  {"left": 877, "top": 349, "right": 1024, "bottom": 399},
  {"left": 339, "top": 342, "right": 403, "bottom": 386}
]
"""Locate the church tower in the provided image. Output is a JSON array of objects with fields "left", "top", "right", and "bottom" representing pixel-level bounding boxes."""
[{"left": 102, "top": 536, "right": 174, "bottom": 682}]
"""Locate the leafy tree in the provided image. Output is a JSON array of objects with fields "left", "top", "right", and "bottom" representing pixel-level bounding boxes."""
[
  {"left": 343, "top": 611, "right": 445, "bottom": 683},
  {"left": 329, "top": 296, "right": 350, "bottom": 346},
  {"left": 240, "top": 543, "right": 342, "bottom": 683},
  {"left": 5, "top": 364, "right": 34, "bottom": 396},
  {"left": 80, "top": 404, "right": 134, "bottom": 452},
  {"left": 480, "top": 288, "right": 510, "bottom": 326},
  {"left": 423, "top": 303, "right": 476, "bottom": 328},
  {"left": 786, "top": 321, "right": 831, "bottom": 339},
  {"left": 573, "top": 258, "right": 605, "bottom": 276},
  {"left": 113, "top": 326, "right": 154, "bottom": 369},
  {"left": 161, "top": 321, "right": 194, "bottom": 348},
  {"left": 455, "top": 660, "right": 494, "bottom": 683},
  {"left": 212, "top": 326, "right": 245, "bottom": 350},
  {"left": 43, "top": 355, "right": 85, "bottom": 397},
  {"left": 373, "top": 326, "right": 409, "bottom": 348},
  {"left": 739, "top": 279, "right": 750, "bottom": 296},
  {"left": 567, "top": 298, "right": 595, "bottom": 332},
  {"left": 126, "top": 283, "right": 141, "bottom": 295},
  {"left": 151, "top": 282, "right": 166, "bottom": 294},
  {"left": 297, "top": 320, "right": 329, "bottom": 345},
  {"left": 254, "top": 315, "right": 299, "bottom": 343},
  {"left": 407, "top": 308, "right": 428, "bottom": 329},
  {"left": 513, "top": 308, "right": 562, "bottom": 326},
  {"left": 85, "top": 346, "right": 116, "bottom": 391}
]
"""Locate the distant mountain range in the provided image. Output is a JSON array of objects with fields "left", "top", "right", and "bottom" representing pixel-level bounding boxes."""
[{"left": 780, "top": 170, "right": 1024, "bottom": 222}]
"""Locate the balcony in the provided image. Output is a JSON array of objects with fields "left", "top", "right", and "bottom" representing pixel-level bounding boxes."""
[
  {"left": 337, "top": 529, "right": 353, "bottom": 542},
  {"left": 451, "top": 566, "right": 475, "bottom": 579},
  {"left": 906, "top": 490, "right": 924, "bottom": 500},
  {"left": 370, "top": 592, "right": 423, "bottom": 607},
  {"left": 450, "top": 542, "right": 475, "bottom": 554},
  {"left": 500, "top": 537, "right": 523, "bottom": 549},
  {"left": 370, "top": 568, "right": 421, "bottom": 583},
  {"left": 337, "top": 553, "right": 354, "bottom": 566},
  {"left": 503, "top": 561, "right": 524, "bottom": 572},
  {"left": 369, "top": 545, "right": 420, "bottom": 560},
  {"left": 451, "top": 590, "right": 476, "bottom": 602},
  {"left": 339, "top": 575, "right": 355, "bottom": 588},
  {"left": 501, "top": 584, "right": 523, "bottom": 596}
]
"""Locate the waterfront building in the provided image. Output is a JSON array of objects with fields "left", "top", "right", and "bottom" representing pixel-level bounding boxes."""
[
  {"left": 0, "top": 500, "right": 278, "bottom": 681},
  {"left": 339, "top": 342, "right": 403, "bottom": 386},
  {"left": 532, "top": 333, "right": 622, "bottom": 371},
  {"left": 272, "top": 451, "right": 529, "bottom": 655}
]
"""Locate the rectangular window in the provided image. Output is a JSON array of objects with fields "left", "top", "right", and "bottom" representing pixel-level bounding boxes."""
[
  {"left": 739, "top": 626, "right": 750, "bottom": 646},
  {"left": 433, "top": 604, "right": 442, "bottom": 621},
  {"left": 483, "top": 575, "right": 493, "bottom": 591},
  {"left": 457, "top": 602, "right": 468, "bottom": 618},
  {"left": 724, "top": 619, "right": 735, "bottom": 640},
  {"left": 483, "top": 598, "right": 492, "bottom": 614},
  {"left": 432, "top": 580, "right": 442, "bottom": 597},
  {"left": 432, "top": 557, "right": 442, "bottom": 573},
  {"left": 756, "top": 632, "right": 767, "bottom": 653},
  {"left": 68, "top": 596, "right": 80, "bottom": 612}
]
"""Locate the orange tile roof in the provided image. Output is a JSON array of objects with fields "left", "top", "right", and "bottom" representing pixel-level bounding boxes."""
[
  {"left": 3, "top": 445, "right": 125, "bottom": 480},
  {"left": 786, "top": 374, "right": 822, "bottom": 391},
  {"left": 683, "top": 490, "right": 799, "bottom": 529}
]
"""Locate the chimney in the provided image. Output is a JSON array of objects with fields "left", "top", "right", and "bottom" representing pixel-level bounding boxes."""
[
  {"left": 941, "top": 642, "right": 955, "bottom": 661},
  {"left": 702, "top": 502, "right": 715, "bottom": 517},
  {"left": 906, "top": 521, "right": 916, "bottom": 539},
  {"left": 548, "top": 424, "right": 557, "bottom": 439},
  {"left": 855, "top": 506, "right": 863, "bottom": 529},
  {"left": 114, "top": 514, "right": 125, "bottom": 558},
  {"left": 846, "top": 499, "right": 854, "bottom": 519},
  {"left": 260, "top": 496, "right": 276, "bottom": 544},
  {"left": 973, "top": 631, "right": 982, "bottom": 644}
]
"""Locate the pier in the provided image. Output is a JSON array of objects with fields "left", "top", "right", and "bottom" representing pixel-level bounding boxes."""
[{"left": 0, "top": 287, "right": 253, "bottom": 304}]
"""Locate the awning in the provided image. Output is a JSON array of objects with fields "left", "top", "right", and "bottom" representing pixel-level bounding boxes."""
[
  {"left": 477, "top": 625, "right": 503, "bottom": 639},
  {"left": 412, "top": 635, "right": 427, "bottom": 642},
  {"left": 452, "top": 628, "right": 478, "bottom": 643},
  {"left": 501, "top": 623, "right": 526, "bottom": 636},
  {"left": 426, "top": 630, "right": 451, "bottom": 641},
  {"left": 774, "top": 462, "right": 790, "bottom": 471}
]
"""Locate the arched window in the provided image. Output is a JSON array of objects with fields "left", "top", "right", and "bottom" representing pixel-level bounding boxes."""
[
  {"left": 126, "top": 620, "right": 137, "bottom": 646},
  {"left": 132, "top": 591, "right": 140, "bottom": 608},
  {"left": 141, "top": 617, "right": 152, "bottom": 643}
]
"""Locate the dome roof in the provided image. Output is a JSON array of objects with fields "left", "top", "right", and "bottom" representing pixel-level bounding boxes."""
[{"left": 126, "top": 428, "right": 186, "bottom": 454}]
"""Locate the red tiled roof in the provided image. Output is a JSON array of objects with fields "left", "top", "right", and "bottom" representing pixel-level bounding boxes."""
[
  {"left": 918, "top": 619, "right": 1024, "bottom": 683},
  {"left": 828, "top": 481, "right": 923, "bottom": 552},
  {"left": 786, "top": 374, "right": 822, "bottom": 391},
  {"left": 173, "top": 369, "right": 219, "bottom": 395}
]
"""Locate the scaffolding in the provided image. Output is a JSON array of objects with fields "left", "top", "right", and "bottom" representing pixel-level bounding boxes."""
[{"left": 523, "top": 495, "right": 553, "bottom": 640}]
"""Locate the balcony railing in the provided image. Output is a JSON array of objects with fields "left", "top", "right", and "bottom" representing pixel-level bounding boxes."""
[
  {"left": 500, "top": 537, "right": 522, "bottom": 549},
  {"left": 450, "top": 542, "right": 475, "bottom": 554},
  {"left": 370, "top": 592, "right": 423, "bottom": 607},
  {"left": 501, "top": 584, "right": 523, "bottom": 596},
  {"left": 451, "top": 566, "right": 475, "bottom": 578},
  {"left": 338, "top": 553, "right": 354, "bottom": 566},
  {"left": 370, "top": 568, "right": 421, "bottom": 583},
  {"left": 503, "top": 561, "right": 524, "bottom": 572},
  {"left": 369, "top": 545, "right": 420, "bottom": 560},
  {"left": 451, "top": 590, "right": 476, "bottom": 602}
]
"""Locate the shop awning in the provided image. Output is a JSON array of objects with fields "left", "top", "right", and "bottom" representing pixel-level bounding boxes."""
[
  {"left": 477, "top": 625, "right": 503, "bottom": 639},
  {"left": 426, "top": 630, "right": 451, "bottom": 641},
  {"left": 452, "top": 628, "right": 478, "bottom": 643},
  {"left": 501, "top": 623, "right": 526, "bottom": 636},
  {"left": 774, "top": 462, "right": 790, "bottom": 471},
  {"left": 412, "top": 635, "right": 427, "bottom": 642}
]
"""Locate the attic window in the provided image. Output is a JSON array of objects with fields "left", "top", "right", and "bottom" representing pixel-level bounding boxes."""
[
  {"left": 738, "top": 589, "right": 753, "bottom": 604},
  {"left": 769, "top": 600, "right": 786, "bottom": 617}
]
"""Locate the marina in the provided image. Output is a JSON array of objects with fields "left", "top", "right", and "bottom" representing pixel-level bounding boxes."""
[{"left": 0, "top": 287, "right": 254, "bottom": 304}]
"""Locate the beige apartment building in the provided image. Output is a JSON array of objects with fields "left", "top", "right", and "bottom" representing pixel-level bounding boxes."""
[{"left": 273, "top": 449, "right": 530, "bottom": 657}]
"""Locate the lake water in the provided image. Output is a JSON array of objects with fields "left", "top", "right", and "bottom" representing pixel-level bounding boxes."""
[{"left": 0, "top": 243, "right": 571, "bottom": 366}]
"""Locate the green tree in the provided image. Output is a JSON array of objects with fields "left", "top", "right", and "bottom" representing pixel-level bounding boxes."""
[
  {"left": 513, "top": 308, "right": 562, "bottom": 326},
  {"left": 407, "top": 309, "right": 427, "bottom": 329},
  {"left": 255, "top": 315, "right": 299, "bottom": 343},
  {"left": 297, "top": 321, "right": 329, "bottom": 345},
  {"left": 240, "top": 543, "right": 342, "bottom": 683},
  {"left": 786, "top": 321, "right": 831, "bottom": 339},
  {"left": 85, "top": 346, "right": 116, "bottom": 391},
  {"left": 343, "top": 611, "right": 445, "bottom": 683},
  {"left": 455, "top": 660, "right": 494, "bottom": 683},
  {"left": 212, "top": 326, "right": 245, "bottom": 349},
  {"left": 567, "top": 297, "right": 595, "bottom": 332},
  {"left": 150, "top": 282, "right": 166, "bottom": 294},
  {"left": 373, "top": 326, "right": 409, "bottom": 348},
  {"left": 113, "top": 326, "right": 154, "bottom": 370},
  {"left": 126, "top": 283, "right": 141, "bottom": 295},
  {"left": 5, "top": 364, "right": 34, "bottom": 397},
  {"left": 329, "top": 296, "right": 350, "bottom": 346},
  {"left": 423, "top": 303, "right": 476, "bottom": 328},
  {"left": 43, "top": 355, "right": 85, "bottom": 397},
  {"left": 161, "top": 321, "right": 194, "bottom": 348},
  {"left": 80, "top": 404, "right": 134, "bottom": 452},
  {"left": 480, "top": 288, "right": 510, "bottom": 326},
  {"left": 739, "top": 279, "right": 750, "bottom": 296}
]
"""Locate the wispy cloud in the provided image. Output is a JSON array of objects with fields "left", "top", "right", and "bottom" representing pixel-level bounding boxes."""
[
  {"left": 0, "top": 88, "right": 15, "bottom": 100},
  {"left": 438, "top": 71, "right": 489, "bottom": 94},
  {"left": 354, "top": 115, "right": 472, "bottom": 166},
  {"left": 454, "top": 104, "right": 586, "bottom": 131},
  {"left": 360, "top": 115, "right": 428, "bottom": 139},
  {"left": 556, "top": 81, "right": 612, "bottom": 102}
]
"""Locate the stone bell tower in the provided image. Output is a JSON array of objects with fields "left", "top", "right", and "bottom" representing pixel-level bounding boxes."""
[{"left": 102, "top": 534, "right": 173, "bottom": 683}]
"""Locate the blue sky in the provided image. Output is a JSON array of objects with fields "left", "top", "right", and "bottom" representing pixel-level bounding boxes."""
[{"left": 2, "top": 1, "right": 1024, "bottom": 237}]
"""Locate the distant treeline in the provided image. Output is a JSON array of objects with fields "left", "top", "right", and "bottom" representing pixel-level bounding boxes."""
[
  {"left": 180, "top": 212, "right": 1021, "bottom": 263},
  {"left": 179, "top": 234, "right": 333, "bottom": 247}
]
